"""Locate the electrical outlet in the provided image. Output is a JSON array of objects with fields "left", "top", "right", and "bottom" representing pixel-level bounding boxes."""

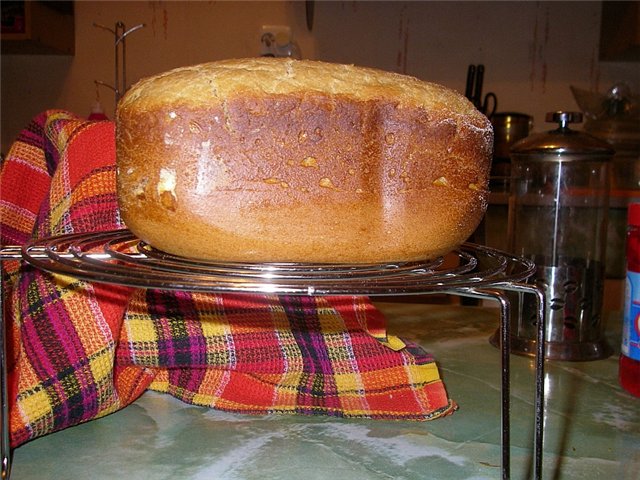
[{"left": 260, "top": 25, "right": 292, "bottom": 56}]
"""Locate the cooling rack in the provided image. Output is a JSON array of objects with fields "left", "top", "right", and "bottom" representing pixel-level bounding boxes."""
[
  {"left": 0, "top": 229, "right": 546, "bottom": 480},
  {"left": 12, "top": 228, "right": 537, "bottom": 294}
]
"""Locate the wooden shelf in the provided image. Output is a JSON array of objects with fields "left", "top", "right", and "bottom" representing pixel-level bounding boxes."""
[{"left": 1, "top": 1, "right": 75, "bottom": 55}]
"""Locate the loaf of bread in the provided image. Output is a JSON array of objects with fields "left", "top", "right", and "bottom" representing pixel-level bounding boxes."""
[{"left": 116, "top": 58, "right": 492, "bottom": 263}]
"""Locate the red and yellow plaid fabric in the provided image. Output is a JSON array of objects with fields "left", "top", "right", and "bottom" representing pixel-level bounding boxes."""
[{"left": 0, "top": 111, "right": 455, "bottom": 448}]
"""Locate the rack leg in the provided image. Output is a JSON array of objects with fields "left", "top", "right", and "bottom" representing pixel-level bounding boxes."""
[
  {"left": 497, "top": 293, "right": 511, "bottom": 480},
  {"left": 504, "top": 283, "right": 546, "bottom": 480},
  {"left": 455, "top": 289, "right": 511, "bottom": 479},
  {"left": 532, "top": 286, "right": 546, "bottom": 480},
  {"left": 460, "top": 285, "right": 545, "bottom": 480},
  {"left": 0, "top": 271, "right": 11, "bottom": 479}
]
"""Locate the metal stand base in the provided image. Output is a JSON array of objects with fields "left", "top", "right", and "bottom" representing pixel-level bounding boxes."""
[
  {"left": 490, "top": 330, "right": 612, "bottom": 361},
  {"left": 459, "top": 285, "right": 545, "bottom": 480}
]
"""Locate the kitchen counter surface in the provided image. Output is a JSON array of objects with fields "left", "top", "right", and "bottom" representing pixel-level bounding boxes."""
[{"left": 9, "top": 301, "right": 640, "bottom": 479}]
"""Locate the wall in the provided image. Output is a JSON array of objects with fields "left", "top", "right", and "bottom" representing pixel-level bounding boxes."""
[{"left": 2, "top": 0, "right": 638, "bottom": 154}]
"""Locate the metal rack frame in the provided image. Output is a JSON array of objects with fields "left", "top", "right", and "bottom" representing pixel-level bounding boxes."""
[
  {"left": 0, "top": 231, "right": 546, "bottom": 480},
  {"left": 93, "top": 21, "right": 145, "bottom": 108}
]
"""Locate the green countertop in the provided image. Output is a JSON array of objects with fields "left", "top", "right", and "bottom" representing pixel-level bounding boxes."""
[{"left": 9, "top": 301, "right": 640, "bottom": 479}]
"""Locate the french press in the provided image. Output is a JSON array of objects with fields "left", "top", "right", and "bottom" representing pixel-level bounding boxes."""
[{"left": 495, "top": 111, "right": 615, "bottom": 361}]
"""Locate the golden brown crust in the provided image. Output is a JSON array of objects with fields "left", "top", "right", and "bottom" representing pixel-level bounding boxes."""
[{"left": 116, "top": 58, "right": 492, "bottom": 263}]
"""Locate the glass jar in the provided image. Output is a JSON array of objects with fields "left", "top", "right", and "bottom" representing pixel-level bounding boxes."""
[
  {"left": 504, "top": 111, "right": 615, "bottom": 361},
  {"left": 583, "top": 84, "right": 640, "bottom": 278}
]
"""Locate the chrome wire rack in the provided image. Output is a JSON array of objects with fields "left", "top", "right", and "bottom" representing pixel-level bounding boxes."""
[
  {"left": 0, "top": 229, "right": 546, "bottom": 480},
  {"left": 11, "top": 229, "right": 537, "bottom": 294}
]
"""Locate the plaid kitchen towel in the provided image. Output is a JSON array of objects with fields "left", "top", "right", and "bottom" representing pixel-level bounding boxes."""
[{"left": 0, "top": 110, "right": 455, "bottom": 448}]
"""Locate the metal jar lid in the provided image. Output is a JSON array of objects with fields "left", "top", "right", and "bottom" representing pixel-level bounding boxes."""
[{"left": 510, "top": 111, "right": 615, "bottom": 160}]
